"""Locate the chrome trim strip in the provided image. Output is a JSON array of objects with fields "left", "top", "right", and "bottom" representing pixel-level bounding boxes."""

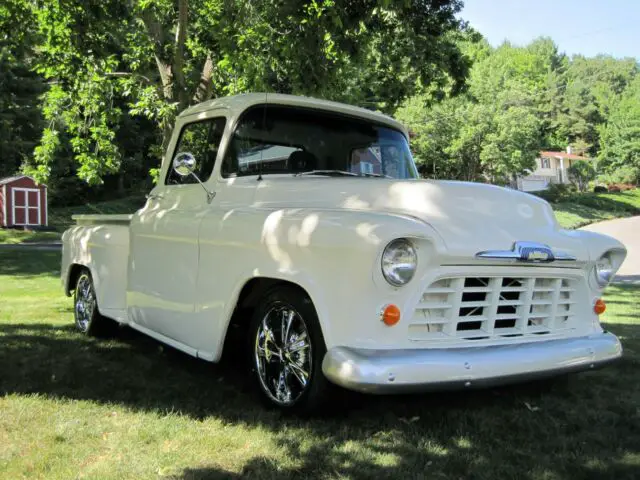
[
  {"left": 476, "top": 241, "right": 576, "bottom": 263},
  {"left": 322, "top": 332, "right": 622, "bottom": 393}
]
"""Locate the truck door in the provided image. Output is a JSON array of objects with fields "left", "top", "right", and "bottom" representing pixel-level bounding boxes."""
[{"left": 127, "top": 116, "right": 226, "bottom": 345}]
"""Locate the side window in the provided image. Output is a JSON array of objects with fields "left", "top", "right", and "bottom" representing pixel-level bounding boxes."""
[
  {"left": 166, "top": 117, "right": 226, "bottom": 185},
  {"left": 225, "top": 139, "right": 302, "bottom": 176}
]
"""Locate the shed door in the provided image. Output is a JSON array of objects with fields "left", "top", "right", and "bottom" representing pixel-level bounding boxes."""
[{"left": 12, "top": 188, "right": 41, "bottom": 225}]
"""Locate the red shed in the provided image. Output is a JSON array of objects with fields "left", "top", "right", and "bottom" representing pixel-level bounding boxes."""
[{"left": 0, "top": 176, "right": 48, "bottom": 228}]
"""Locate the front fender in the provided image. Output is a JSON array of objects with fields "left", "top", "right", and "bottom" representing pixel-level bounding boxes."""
[{"left": 198, "top": 207, "right": 445, "bottom": 358}]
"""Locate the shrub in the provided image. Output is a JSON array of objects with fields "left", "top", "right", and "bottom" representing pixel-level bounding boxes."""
[
  {"left": 568, "top": 160, "right": 596, "bottom": 192},
  {"left": 594, "top": 185, "right": 608, "bottom": 193},
  {"left": 533, "top": 183, "right": 573, "bottom": 203},
  {"left": 608, "top": 183, "right": 636, "bottom": 192}
]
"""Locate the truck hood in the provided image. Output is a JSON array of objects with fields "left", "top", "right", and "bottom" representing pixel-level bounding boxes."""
[{"left": 253, "top": 177, "right": 590, "bottom": 263}]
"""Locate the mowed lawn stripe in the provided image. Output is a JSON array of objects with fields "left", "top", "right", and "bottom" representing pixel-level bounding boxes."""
[{"left": 1, "top": 250, "right": 639, "bottom": 479}]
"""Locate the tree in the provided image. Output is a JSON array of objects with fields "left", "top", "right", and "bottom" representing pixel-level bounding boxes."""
[
  {"left": 396, "top": 94, "right": 540, "bottom": 183},
  {"left": 24, "top": 0, "right": 469, "bottom": 185},
  {"left": 556, "top": 55, "right": 638, "bottom": 155},
  {"left": 568, "top": 159, "right": 596, "bottom": 192},
  {"left": 598, "top": 76, "right": 640, "bottom": 184},
  {"left": 396, "top": 37, "right": 545, "bottom": 183}
]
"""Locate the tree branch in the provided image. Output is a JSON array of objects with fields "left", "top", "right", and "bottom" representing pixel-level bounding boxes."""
[
  {"left": 140, "top": 7, "right": 173, "bottom": 100},
  {"left": 104, "top": 72, "right": 153, "bottom": 84}
]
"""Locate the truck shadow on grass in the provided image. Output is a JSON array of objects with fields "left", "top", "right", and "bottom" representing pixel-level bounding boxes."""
[
  {"left": 1, "top": 317, "right": 638, "bottom": 479},
  {"left": 0, "top": 249, "right": 61, "bottom": 277}
]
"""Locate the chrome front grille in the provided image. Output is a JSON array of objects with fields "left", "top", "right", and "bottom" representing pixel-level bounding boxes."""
[{"left": 410, "top": 276, "right": 577, "bottom": 341}]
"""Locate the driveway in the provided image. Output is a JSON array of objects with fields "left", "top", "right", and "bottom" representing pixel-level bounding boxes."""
[{"left": 581, "top": 216, "right": 640, "bottom": 284}]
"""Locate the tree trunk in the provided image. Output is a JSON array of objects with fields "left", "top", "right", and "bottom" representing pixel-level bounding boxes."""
[{"left": 173, "top": 0, "right": 189, "bottom": 111}]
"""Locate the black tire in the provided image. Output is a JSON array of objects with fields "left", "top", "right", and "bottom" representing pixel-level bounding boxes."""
[
  {"left": 73, "top": 269, "right": 115, "bottom": 337},
  {"left": 248, "top": 285, "right": 331, "bottom": 413}
]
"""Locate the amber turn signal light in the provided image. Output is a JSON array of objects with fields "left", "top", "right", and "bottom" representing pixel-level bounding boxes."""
[
  {"left": 594, "top": 298, "right": 606, "bottom": 315},
  {"left": 381, "top": 304, "right": 401, "bottom": 326}
]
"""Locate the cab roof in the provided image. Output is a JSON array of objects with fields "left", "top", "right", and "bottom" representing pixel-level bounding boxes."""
[{"left": 178, "top": 93, "right": 408, "bottom": 138}]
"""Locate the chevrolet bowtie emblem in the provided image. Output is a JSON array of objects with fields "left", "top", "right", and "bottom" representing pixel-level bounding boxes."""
[{"left": 476, "top": 241, "right": 576, "bottom": 263}]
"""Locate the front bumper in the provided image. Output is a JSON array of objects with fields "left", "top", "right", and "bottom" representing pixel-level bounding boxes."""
[{"left": 322, "top": 332, "right": 622, "bottom": 393}]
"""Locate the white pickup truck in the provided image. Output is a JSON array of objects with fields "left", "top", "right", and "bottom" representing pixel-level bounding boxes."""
[{"left": 62, "top": 93, "right": 626, "bottom": 412}]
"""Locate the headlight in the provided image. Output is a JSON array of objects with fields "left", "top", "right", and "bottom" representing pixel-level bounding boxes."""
[
  {"left": 595, "top": 253, "right": 614, "bottom": 287},
  {"left": 594, "top": 249, "right": 625, "bottom": 287},
  {"left": 382, "top": 238, "right": 417, "bottom": 286}
]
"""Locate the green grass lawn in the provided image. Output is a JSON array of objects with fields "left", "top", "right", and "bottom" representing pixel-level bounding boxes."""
[
  {"left": 551, "top": 189, "right": 640, "bottom": 229},
  {"left": 1, "top": 250, "right": 639, "bottom": 479},
  {"left": 0, "top": 229, "right": 61, "bottom": 244}
]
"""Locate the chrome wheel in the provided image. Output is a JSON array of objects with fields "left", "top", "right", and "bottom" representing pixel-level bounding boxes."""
[
  {"left": 254, "top": 304, "right": 312, "bottom": 406},
  {"left": 75, "top": 273, "right": 95, "bottom": 333}
]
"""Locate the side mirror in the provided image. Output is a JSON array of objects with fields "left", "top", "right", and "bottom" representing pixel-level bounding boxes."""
[
  {"left": 173, "top": 152, "right": 196, "bottom": 177},
  {"left": 170, "top": 151, "right": 216, "bottom": 204}
]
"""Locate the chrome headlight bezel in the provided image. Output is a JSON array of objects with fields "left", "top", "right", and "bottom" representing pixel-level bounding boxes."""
[
  {"left": 594, "top": 249, "right": 625, "bottom": 288},
  {"left": 595, "top": 254, "right": 614, "bottom": 287},
  {"left": 381, "top": 238, "right": 417, "bottom": 287}
]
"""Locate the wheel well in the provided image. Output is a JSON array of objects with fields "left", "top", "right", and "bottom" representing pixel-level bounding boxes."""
[
  {"left": 66, "top": 264, "right": 88, "bottom": 296},
  {"left": 220, "top": 277, "right": 313, "bottom": 361}
]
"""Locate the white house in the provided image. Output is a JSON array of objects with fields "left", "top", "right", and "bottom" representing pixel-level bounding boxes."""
[{"left": 517, "top": 147, "right": 590, "bottom": 192}]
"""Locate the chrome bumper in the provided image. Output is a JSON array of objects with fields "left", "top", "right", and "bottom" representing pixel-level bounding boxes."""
[{"left": 322, "top": 332, "right": 622, "bottom": 394}]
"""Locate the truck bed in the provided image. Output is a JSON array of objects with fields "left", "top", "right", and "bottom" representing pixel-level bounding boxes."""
[{"left": 72, "top": 214, "right": 133, "bottom": 226}]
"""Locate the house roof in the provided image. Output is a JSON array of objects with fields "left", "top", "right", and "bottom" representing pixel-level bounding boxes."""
[{"left": 540, "top": 151, "right": 589, "bottom": 160}]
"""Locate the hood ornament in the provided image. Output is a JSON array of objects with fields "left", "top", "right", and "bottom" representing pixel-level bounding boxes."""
[{"left": 476, "top": 241, "right": 576, "bottom": 263}]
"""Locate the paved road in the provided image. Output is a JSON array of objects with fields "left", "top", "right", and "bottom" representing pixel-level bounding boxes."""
[{"left": 581, "top": 216, "right": 640, "bottom": 284}]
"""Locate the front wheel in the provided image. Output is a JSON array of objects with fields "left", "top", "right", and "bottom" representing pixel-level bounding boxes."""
[{"left": 249, "top": 286, "right": 331, "bottom": 413}]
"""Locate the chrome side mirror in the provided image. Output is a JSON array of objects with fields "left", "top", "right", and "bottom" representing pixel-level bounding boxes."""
[
  {"left": 170, "top": 151, "right": 216, "bottom": 204},
  {"left": 173, "top": 152, "right": 196, "bottom": 177}
]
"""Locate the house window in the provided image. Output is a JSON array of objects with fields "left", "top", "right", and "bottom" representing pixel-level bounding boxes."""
[{"left": 540, "top": 158, "right": 551, "bottom": 169}]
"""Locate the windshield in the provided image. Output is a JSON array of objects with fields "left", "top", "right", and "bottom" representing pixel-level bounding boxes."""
[{"left": 221, "top": 105, "right": 418, "bottom": 179}]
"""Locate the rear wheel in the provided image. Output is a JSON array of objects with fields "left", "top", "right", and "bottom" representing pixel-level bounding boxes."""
[
  {"left": 73, "top": 269, "right": 113, "bottom": 336},
  {"left": 249, "top": 286, "right": 331, "bottom": 413}
]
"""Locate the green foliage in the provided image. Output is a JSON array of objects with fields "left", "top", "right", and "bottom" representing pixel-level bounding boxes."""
[
  {"left": 533, "top": 183, "right": 576, "bottom": 203},
  {"left": 598, "top": 76, "right": 640, "bottom": 183},
  {"left": 4, "top": 2, "right": 640, "bottom": 198},
  {"left": 396, "top": 38, "right": 550, "bottom": 183},
  {"left": 597, "top": 165, "right": 640, "bottom": 186},
  {"left": 398, "top": 36, "right": 640, "bottom": 185},
  {"left": 0, "top": 0, "right": 45, "bottom": 177},
  {"left": 568, "top": 160, "right": 597, "bottom": 192},
  {"left": 556, "top": 56, "right": 638, "bottom": 154},
  {"left": 18, "top": 0, "right": 468, "bottom": 186}
]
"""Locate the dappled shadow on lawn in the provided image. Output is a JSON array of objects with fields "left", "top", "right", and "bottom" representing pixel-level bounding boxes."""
[
  {"left": 0, "top": 249, "right": 60, "bottom": 278},
  {"left": 1, "top": 319, "right": 639, "bottom": 479}
]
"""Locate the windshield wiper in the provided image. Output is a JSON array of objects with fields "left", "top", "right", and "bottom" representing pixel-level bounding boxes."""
[{"left": 294, "top": 170, "right": 359, "bottom": 177}]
